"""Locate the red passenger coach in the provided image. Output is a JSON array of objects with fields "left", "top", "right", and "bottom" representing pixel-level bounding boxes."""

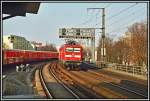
[
  {"left": 3, "top": 49, "right": 58, "bottom": 65},
  {"left": 59, "top": 43, "right": 83, "bottom": 70}
]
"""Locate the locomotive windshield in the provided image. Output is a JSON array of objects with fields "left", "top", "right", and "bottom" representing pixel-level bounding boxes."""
[
  {"left": 74, "top": 48, "right": 80, "bottom": 52},
  {"left": 66, "top": 47, "right": 80, "bottom": 52},
  {"left": 66, "top": 48, "right": 74, "bottom": 52}
]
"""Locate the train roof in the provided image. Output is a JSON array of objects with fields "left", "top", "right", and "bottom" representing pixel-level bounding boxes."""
[
  {"left": 59, "top": 43, "right": 82, "bottom": 49},
  {"left": 3, "top": 49, "right": 58, "bottom": 53}
]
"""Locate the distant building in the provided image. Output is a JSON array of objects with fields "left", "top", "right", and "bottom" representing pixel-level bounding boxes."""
[
  {"left": 30, "top": 41, "right": 42, "bottom": 50},
  {"left": 122, "top": 32, "right": 132, "bottom": 47},
  {"left": 3, "top": 34, "right": 34, "bottom": 50}
]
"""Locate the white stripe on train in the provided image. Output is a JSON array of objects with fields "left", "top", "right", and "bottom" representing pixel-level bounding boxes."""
[{"left": 65, "top": 55, "right": 81, "bottom": 58}]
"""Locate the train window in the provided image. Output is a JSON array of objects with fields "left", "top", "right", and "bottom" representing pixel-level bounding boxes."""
[
  {"left": 66, "top": 48, "right": 73, "bottom": 52},
  {"left": 74, "top": 48, "right": 80, "bottom": 52}
]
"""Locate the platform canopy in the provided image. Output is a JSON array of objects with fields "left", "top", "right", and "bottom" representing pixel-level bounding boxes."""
[{"left": 2, "top": 2, "right": 40, "bottom": 20}]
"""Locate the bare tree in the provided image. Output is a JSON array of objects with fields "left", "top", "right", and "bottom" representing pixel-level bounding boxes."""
[
  {"left": 113, "top": 38, "right": 131, "bottom": 64},
  {"left": 3, "top": 43, "right": 9, "bottom": 49},
  {"left": 128, "top": 21, "right": 147, "bottom": 66},
  {"left": 37, "top": 43, "right": 57, "bottom": 52}
]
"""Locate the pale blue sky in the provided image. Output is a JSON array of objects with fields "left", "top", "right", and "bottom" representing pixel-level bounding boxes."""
[{"left": 3, "top": 2, "right": 147, "bottom": 47}]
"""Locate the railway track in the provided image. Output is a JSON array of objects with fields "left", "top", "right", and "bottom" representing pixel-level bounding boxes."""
[
  {"left": 56, "top": 63, "right": 127, "bottom": 99},
  {"left": 59, "top": 65, "right": 147, "bottom": 99},
  {"left": 35, "top": 62, "right": 80, "bottom": 99},
  {"left": 39, "top": 65, "right": 53, "bottom": 98},
  {"left": 92, "top": 68, "right": 148, "bottom": 86},
  {"left": 80, "top": 69, "right": 148, "bottom": 99},
  {"left": 35, "top": 62, "right": 148, "bottom": 99},
  {"left": 103, "top": 82, "right": 148, "bottom": 98},
  {"left": 48, "top": 63, "right": 80, "bottom": 99},
  {"left": 50, "top": 62, "right": 103, "bottom": 99}
]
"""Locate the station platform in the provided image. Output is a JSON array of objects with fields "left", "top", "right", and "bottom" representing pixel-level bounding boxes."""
[{"left": 2, "top": 94, "right": 46, "bottom": 99}]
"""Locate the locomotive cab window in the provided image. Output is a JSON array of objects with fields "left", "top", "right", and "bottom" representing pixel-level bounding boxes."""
[
  {"left": 74, "top": 48, "right": 80, "bottom": 52},
  {"left": 66, "top": 48, "right": 73, "bottom": 52},
  {"left": 66, "top": 47, "right": 80, "bottom": 52}
]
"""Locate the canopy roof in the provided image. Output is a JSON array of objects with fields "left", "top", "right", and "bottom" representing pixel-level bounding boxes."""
[{"left": 2, "top": 2, "right": 40, "bottom": 20}]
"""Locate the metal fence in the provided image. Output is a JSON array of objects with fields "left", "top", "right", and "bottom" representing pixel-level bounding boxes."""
[{"left": 96, "top": 61, "right": 148, "bottom": 77}]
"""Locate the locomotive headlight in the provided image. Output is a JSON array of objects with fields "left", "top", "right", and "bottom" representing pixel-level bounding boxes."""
[
  {"left": 65, "top": 55, "right": 72, "bottom": 57},
  {"left": 74, "top": 55, "right": 81, "bottom": 58}
]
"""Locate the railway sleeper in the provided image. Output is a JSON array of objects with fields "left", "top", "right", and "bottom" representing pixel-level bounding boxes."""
[{"left": 57, "top": 63, "right": 127, "bottom": 99}]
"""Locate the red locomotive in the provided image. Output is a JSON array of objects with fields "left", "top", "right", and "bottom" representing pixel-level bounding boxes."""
[
  {"left": 3, "top": 49, "right": 58, "bottom": 65},
  {"left": 59, "top": 41, "right": 83, "bottom": 70}
]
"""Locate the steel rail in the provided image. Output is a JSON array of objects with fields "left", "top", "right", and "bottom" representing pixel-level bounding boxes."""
[
  {"left": 108, "top": 82, "right": 148, "bottom": 98},
  {"left": 86, "top": 69, "right": 147, "bottom": 98},
  {"left": 49, "top": 64, "right": 80, "bottom": 99},
  {"left": 39, "top": 65, "right": 53, "bottom": 99}
]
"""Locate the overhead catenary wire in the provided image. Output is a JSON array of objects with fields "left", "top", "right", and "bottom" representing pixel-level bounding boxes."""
[
  {"left": 74, "top": 10, "right": 96, "bottom": 27},
  {"left": 92, "top": 3, "right": 112, "bottom": 21},
  {"left": 106, "top": 3, "right": 138, "bottom": 21},
  {"left": 75, "top": 3, "right": 112, "bottom": 27},
  {"left": 76, "top": 3, "right": 139, "bottom": 28},
  {"left": 95, "top": 3, "right": 145, "bottom": 35},
  {"left": 95, "top": 3, "right": 140, "bottom": 29},
  {"left": 95, "top": 4, "right": 146, "bottom": 44},
  {"left": 108, "top": 18, "right": 146, "bottom": 34},
  {"left": 107, "top": 6, "right": 146, "bottom": 28},
  {"left": 89, "top": 4, "right": 112, "bottom": 28},
  {"left": 107, "top": 13, "right": 146, "bottom": 34}
]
